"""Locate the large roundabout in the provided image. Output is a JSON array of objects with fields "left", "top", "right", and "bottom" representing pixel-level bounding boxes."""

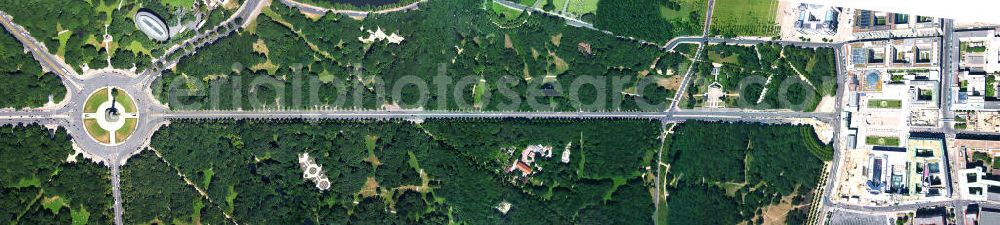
[{"left": 82, "top": 86, "right": 139, "bottom": 146}]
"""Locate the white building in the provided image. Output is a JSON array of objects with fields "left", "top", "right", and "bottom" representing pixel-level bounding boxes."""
[
  {"left": 795, "top": 4, "right": 840, "bottom": 35},
  {"left": 298, "top": 153, "right": 331, "bottom": 191}
]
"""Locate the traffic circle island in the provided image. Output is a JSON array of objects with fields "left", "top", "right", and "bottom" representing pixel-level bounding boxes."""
[{"left": 82, "top": 87, "right": 139, "bottom": 146}]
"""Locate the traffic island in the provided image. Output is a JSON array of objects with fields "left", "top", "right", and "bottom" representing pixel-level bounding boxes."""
[{"left": 82, "top": 87, "right": 138, "bottom": 145}]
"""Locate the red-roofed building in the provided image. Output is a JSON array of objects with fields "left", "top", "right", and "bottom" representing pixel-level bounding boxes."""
[{"left": 515, "top": 162, "right": 533, "bottom": 175}]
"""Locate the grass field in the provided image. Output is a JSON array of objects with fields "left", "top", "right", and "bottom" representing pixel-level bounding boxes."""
[
  {"left": 708, "top": 51, "right": 738, "bottom": 64},
  {"left": 84, "top": 88, "right": 109, "bottom": 113},
  {"left": 116, "top": 118, "right": 138, "bottom": 142},
  {"left": 710, "top": 0, "right": 778, "bottom": 37},
  {"left": 161, "top": 0, "right": 195, "bottom": 9},
  {"left": 113, "top": 90, "right": 136, "bottom": 112},
  {"left": 70, "top": 205, "right": 90, "bottom": 225},
  {"left": 52, "top": 25, "right": 73, "bottom": 58},
  {"left": 659, "top": 0, "right": 707, "bottom": 22},
  {"left": 866, "top": 136, "right": 900, "bottom": 146},
  {"left": 868, "top": 99, "right": 902, "bottom": 109},
  {"left": 84, "top": 118, "right": 110, "bottom": 144},
  {"left": 122, "top": 40, "right": 153, "bottom": 58},
  {"left": 987, "top": 75, "right": 997, "bottom": 98},
  {"left": 491, "top": 1, "right": 524, "bottom": 21},
  {"left": 41, "top": 195, "right": 67, "bottom": 214},
  {"left": 552, "top": 0, "right": 570, "bottom": 12},
  {"left": 566, "top": 0, "right": 599, "bottom": 16},
  {"left": 473, "top": 78, "right": 487, "bottom": 108}
]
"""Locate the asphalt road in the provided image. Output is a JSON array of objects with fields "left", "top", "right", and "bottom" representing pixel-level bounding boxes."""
[
  {"left": 492, "top": 0, "right": 593, "bottom": 29},
  {"left": 0, "top": 11, "right": 83, "bottom": 92},
  {"left": 818, "top": 42, "right": 847, "bottom": 215},
  {"left": 666, "top": 0, "right": 714, "bottom": 111}
]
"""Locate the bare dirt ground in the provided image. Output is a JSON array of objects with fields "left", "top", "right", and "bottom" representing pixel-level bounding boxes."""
[
  {"left": 359, "top": 177, "right": 379, "bottom": 198},
  {"left": 658, "top": 74, "right": 686, "bottom": 90},
  {"left": 738, "top": 195, "right": 808, "bottom": 225},
  {"left": 814, "top": 96, "right": 836, "bottom": 113}
]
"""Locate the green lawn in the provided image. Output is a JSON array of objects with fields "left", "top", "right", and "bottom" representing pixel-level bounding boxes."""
[
  {"left": 868, "top": 99, "right": 902, "bottom": 109},
  {"left": 70, "top": 205, "right": 90, "bottom": 225},
  {"left": 113, "top": 90, "right": 136, "bottom": 112},
  {"left": 161, "top": 0, "right": 195, "bottom": 9},
  {"left": 865, "top": 136, "right": 900, "bottom": 146},
  {"left": 225, "top": 185, "right": 237, "bottom": 213},
  {"left": 708, "top": 51, "right": 738, "bottom": 64},
  {"left": 84, "top": 88, "right": 109, "bottom": 113},
  {"left": 52, "top": 25, "right": 73, "bottom": 58},
  {"left": 201, "top": 167, "right": 215, "bottom": 189},
  {"left": 84, "top": 119, "right": 110, "bottom": 144},
  {"left": 491, "top": 1, "right": 524, "bottom": 20},
  {"left": 473, "top": 78, "right": 487, "bottom": 108},
  {"left": 41, "top": 195, "right": 67, "bottom": 214},
  {"left": 566, "top": 0, "right": 599, "bottom": 16},
  {"left": 552, "top": 0, "right": 570, "bottom": 12},
  {"left": 122, "top": 40, "right": 153, "bottom": 58},
  {"left": 961, "top": 42, "right": 987, "bottom": 53},
  {"left": 659, "top": 0, "right": 707, "bottom": 22},
  {"left": 710, "top": 0, "right": 778, "bottom": 36},
  {"left": 987, "top": 75, "right": 996, "bottom": 98},
  {"left": 115, "top": 118, "right": 138, "bottom": 142},
  {"left": 519, "top": 0, "right": 538, "bottom": 6}
]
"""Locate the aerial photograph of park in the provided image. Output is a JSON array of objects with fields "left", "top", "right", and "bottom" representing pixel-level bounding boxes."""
[{"left": 1, "top": 0, "right": 999, "bottom": 224}]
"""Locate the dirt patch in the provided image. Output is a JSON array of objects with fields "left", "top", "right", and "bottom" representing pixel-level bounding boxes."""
[
  {"left": 744, "top": 194, "right": 806, "bottom": 225},
  {"left": 395, "top": 169, "right": 430, "bottom": 193},
  {"left": 252, "top": 39, "right": 269, "bottom": 57},
  {"left": 222, "top": 0, "right": 239, "bottom": 10},
  {"left": 359, "top": 177, "right": 379, "bottom": 198},
  {"left": 364, "top": 153, "right": 382, "bottom": 167},
  {"left": 250, "top": 59, "right": 279, "bottom": 75},
  {"left": 550, "top": 33, "right": 562, "bottom": 47},
  {"left": 299, "top": 10, "right": 324, "bottom": 21},
  {"left": 504, "top": 34, "right": 513, "bottom": 49},
  {"left": 549, "top": 51, "right": 569, "bottom": 75},
  {"left": 522, "top": 63, "right": 533, "bottom": 81},
  {"left": 657, "top": 75, "right": 685, "bottom": 90},
  {"left": 813, "top": 96, "right": 835, "bottom": 113}
]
